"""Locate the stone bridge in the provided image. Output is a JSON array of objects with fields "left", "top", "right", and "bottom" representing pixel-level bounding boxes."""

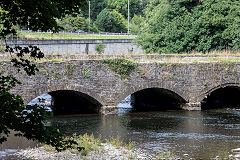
[{"left": 3, "top": 58, "right": 240, "bottom": 114}]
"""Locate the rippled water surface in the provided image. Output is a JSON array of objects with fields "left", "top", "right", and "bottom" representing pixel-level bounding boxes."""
[{"left": 1, "top": 109, "right": 240, "bottom": 159}]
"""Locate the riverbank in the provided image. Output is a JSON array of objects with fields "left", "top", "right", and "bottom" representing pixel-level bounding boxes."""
[
  {"left": 13, "top": 134, "right": 156, "bottom": 160},
  {"left": 14, "top": 145, "right": 236, "bottom": 160},
  {"left": 14, "top": 143, "right": 152, "bottom": 160}
]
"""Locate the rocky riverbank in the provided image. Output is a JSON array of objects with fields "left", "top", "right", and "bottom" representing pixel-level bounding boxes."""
[
  {"left": 14, "top": 143, "right": 152, "bottom": 160},
  {"left": 11, "top": 143, "right": 239, "bottom": 160}
]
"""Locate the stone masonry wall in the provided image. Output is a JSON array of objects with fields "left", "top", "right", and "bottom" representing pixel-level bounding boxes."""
[
  {"left": 3, "top": 39, "right": 143, "bottom": 55},
  {"left": 2, "top": 60, "right": 240, "bottom": 114}
]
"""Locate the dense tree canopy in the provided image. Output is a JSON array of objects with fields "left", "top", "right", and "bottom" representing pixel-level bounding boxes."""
[
  {"left": 105, "top": 0, "right": 147, "bottom": 20},
  {"left": 137, "top": 0, "right": 240, "bottom": 53},
  {"left": 0, "top": 0, "right": 88, "bottom": 35},
  {"left": 56, "top": 13, "right": 99, "bottom": 32},
  {"left": 57, "top": 14, "right": 88, "bottom": 32},
  {"left": 81, "top": 0, "right": 148, "bottom": 33},
  {"left": 130, "top": 14, "right": 144, "bottom": 34},
  {"left": 88, "top": 0, "right": 108, "bottom": 21},
  {"left": 95, "top": 8, "right": 127, "bottom": 33},
  {"left": 1, "top": 0, "right": 149, "bottom": 34}
]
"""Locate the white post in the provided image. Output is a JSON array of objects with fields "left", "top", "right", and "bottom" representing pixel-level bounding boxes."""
[
  {"left": 128, "top": 0, "right": 130, "bottom": 34},
  {"left": 28, "top": 17, "right": 30, "bottom": 31},
  {"left": 89, "top": 1, "right": 91, "bottom": 33}
]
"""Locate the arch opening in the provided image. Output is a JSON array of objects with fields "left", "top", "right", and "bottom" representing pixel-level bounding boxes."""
[
  {"left": 29, "top": 90, "right": 102, "bottom": 115},
  {"left": 49, "top": 90, "right": 102, "bottom": 115},
  {"left": 202, "top": 86, "right": 240, "bottom": 110},
  {"left": 118, "top": 88, "right": 186, "bottom": 112}
]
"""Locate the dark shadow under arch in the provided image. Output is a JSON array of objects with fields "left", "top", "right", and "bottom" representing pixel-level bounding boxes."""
[
  {"left": 130, "top": 88, "right": 186, "bottom": 111},
  {"left": 202, "top": 86, "right": 240, "bottom": 110},
  {"left": 49, "top": 90, "right": 102, "bottom": 115}
]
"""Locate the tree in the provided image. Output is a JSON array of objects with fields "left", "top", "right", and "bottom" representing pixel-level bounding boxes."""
[
  {"left": 95, "top": 8, "right": 127, "bottom": 33},
  {"left": 81, "top": 0, "right": 147, "bottom": 22},
  {"left": 57, "top": 14, "right": 99, "bottom": 32},
  {"left": 0, "top": 0, "right": 88, "bottom": 35},
  {"left": 85, "top": 0, "right": 107, "bottom": 21},
  {"left": 137, "top": 0, "right": 240, "bottom": 54},
  {"left": 105, "top": 0, "right": 147, "bottom": 19},
  {"left": 130, "top": 14, "right": 144, "bottom": 34},
  {"left": 0, "top": 0, "right": 87, "bottom": 151},
  {"left": 0, "top": 8, "right": 6, "bottom": 33},
  {"left": 57, "top": 14, "right": 88, "bottom": 32}
]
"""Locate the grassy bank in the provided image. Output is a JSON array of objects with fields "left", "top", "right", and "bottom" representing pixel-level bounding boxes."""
[
  {"left": 42, "top": 134, "right": 137, "bottom": 156},
  {"left": 3, "top": 55, "right": 240, "bottom": 64},
  {"left": 15, "top": 134, "right": 177, "bottom": 160},
  {"left": 14, "top": 32, "right": 136, "bottom": 40}
]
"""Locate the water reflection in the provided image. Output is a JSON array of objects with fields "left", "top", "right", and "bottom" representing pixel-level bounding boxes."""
[
  {"left": 0, "top": 131, "right": 38, "bottom": 160},
  {"left": 1, "top": 110, "right": 240, "bottom": 159},
  {"left": 49, "top": 110, "right": 240, "bottom": 159}
]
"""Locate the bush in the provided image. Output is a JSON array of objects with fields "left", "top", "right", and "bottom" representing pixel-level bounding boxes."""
[
  {"left": 101, "top": 58, "right": 137, "bottom": 77},
  {"left": 95, "top": 43, "right": 106, "bottom": 54},
  {"left": 95, "top": 9, "right": 127, "bottom": 33},
  {"left": 0, "top": 41, "right": 6, "bottom": 53},
  {"left": 43, "top": 134, "right": 101, "bottom": 156}
]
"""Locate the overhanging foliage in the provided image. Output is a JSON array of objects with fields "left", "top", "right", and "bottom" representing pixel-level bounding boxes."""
[{"left": 137, "top": 0, "right": 240, "bottom": 53}]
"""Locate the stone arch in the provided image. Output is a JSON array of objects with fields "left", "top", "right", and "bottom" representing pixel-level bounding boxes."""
[
  {"left": 198, "top": 83, "right": 240, "bottom": 102},
  {"left": 118, "top": 87, "right": 187, "bottom": 111},
  {"left": 199, "top": 82, "right": 240, "bottom": 109},
  {"left": 116, "top": 83, "right": 188, "bottom": 105},
  {"left": 24, "top": 84, "right": 104, "bottom": 106}
]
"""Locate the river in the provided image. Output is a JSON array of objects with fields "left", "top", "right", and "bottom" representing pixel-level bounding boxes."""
[{"left": 1, "top": 99, "right": 240, "bottom": 159}]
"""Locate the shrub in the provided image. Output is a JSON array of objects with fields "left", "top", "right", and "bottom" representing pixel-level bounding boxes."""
[
  {"left": 95, "top": 43, "right": 106, "bottom": 54},
  {"left": 101, "top": 58, "right": 137, "bottom": 77}
]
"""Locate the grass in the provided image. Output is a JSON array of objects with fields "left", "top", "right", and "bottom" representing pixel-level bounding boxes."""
[
  {"left": 155, "top": 152, "right": 176, "bottom": 160},
  {"left": 136, "top": 56, "right": 240, "bottom": 64},
  {"left": 101, "top": 58, "right": 137, "bottom": 77},
  {"left": 42, "top": 133, "right": 102, "bottom": 156},
  {"left": 16, "top": 32, "right": 136, "bottom": 40},
  {"left": 71, "top": 134, "right": 102, "bottom": 156},
  {"left": 152, "top": 49, "right": 240, "bottom": 56},
  {"left": 42, "top": 134, "right": 135, "bottom": 157},
  {"left": 3, "top": 55, "right": 240, "bottom": 64},
  {"left": 3, "top": 56, "right": 240, "bottom": 65},
  {"left": 105, "top": 136, "right": 134, "bottom": 150},
  {"left": 3, "top": 50, "right": 240, "bottom": 64}
]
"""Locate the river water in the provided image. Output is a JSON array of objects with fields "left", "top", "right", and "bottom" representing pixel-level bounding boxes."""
[{"left": 1, "top": 102, "right": 240, "bottom": 159}]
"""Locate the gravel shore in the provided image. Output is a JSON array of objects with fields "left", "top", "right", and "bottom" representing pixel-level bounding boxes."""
[{"left": 14, "top": 143, "right": 152, "bottom": 160}]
